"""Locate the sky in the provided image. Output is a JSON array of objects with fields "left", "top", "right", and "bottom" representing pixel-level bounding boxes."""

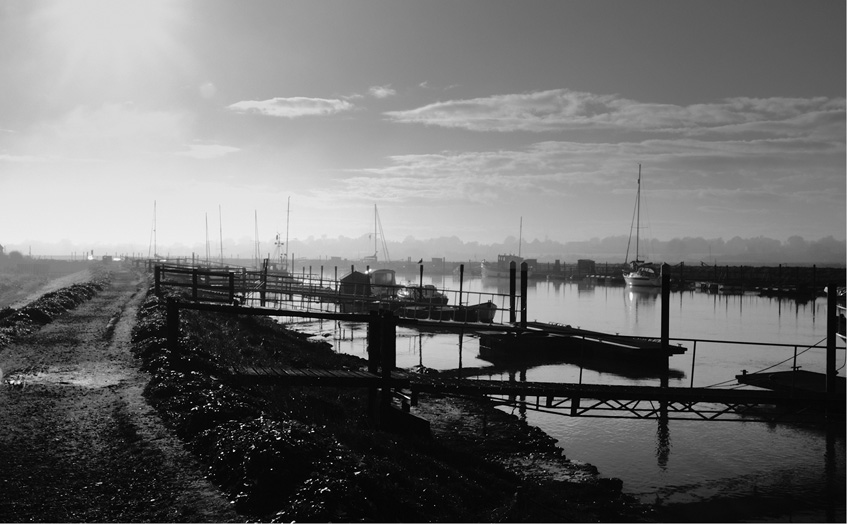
[{"left": 1, "top": 0, "right": 845, "bottom": 258}]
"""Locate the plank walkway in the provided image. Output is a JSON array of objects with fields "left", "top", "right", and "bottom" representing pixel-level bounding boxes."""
[{"left": 226, "top": 366, "right": 410, "bottom": 388}]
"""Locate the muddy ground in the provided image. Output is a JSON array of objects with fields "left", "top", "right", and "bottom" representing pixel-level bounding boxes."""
[{"left": 0, "top": 263, "right": 652, "bottom": 522}]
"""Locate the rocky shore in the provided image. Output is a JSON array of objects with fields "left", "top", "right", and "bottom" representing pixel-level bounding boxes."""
[{"left": 1, "top": 264, "right": 652, "bottom": 522}]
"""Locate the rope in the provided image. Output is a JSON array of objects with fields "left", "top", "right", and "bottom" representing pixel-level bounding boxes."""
[{"left": 704, "top": 336, "right": 827, "bottom": 389}]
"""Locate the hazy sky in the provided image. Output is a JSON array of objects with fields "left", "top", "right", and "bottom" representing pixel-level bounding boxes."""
[{"left": 1, "top": 0, "right": 844, "bottom": 254}]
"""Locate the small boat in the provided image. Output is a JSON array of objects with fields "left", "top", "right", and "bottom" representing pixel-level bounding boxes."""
[
  {"left": 397, "top": 284, "right": 448, "bottom": 305},
  {"left": 481, "top": 254, "right": 533, "bottom": 279},
  {"left": 623, "top": 165, "right": 662, "bottom": 288},
  {"left": 454, "top": 301, "right": 497, "bottom": 323}
]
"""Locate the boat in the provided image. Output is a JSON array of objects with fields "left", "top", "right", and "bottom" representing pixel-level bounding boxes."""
[
  {"left": 481, "top": 254, "right": 532, "bottom": 279},
  {"left": 454, "top": 301, "right": 497, "bottom": 323},
  {"left": 397, "top": 284, "right": 448, "bottom": 305},
  {"left": 481, "top": 217, "right": 534, "bottom": 279},
  {"left": 623, "top": 165, "right": 662, "bottom": 288}
]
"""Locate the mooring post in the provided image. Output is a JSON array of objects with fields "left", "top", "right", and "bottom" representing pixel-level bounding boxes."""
[
  {"left": 520, "top": 262, "right": 528, "bottom": 329},
  {"left": 366, "top": 311, "right": 381, "bottom": 419},
  {"left": 419, "top": 263, "right": 424, "bottom": 296},
  {"left": 509, "top": 261, "right": 517, "bottom": 324},
  {"left": 154, "top": 265, "right": 161, "bottom": 296},
  {"left": 826, "top": 282, "right": 838, "bottom": 402},
  {"left": 661, "top": 264, "right": 671, "bottom": 388},
  {"left": 380, "top": 310, "right": 396, "bottom": 414},
  {"left": 192, "top": 268, "right": 198, "bottom": 300},
  {"left": 260, "top": 261, "right": 268, "bottom": 306},
  {"left": 166, "top": 298, "right": 179, "bottom": 352},
  {"left": 458, "top": 264, "right": 464, "bottom": 307}
]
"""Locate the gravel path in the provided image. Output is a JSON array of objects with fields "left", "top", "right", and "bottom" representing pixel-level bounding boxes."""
[{"left": 0, "top": 266, "right": 240, "bottom": 522}]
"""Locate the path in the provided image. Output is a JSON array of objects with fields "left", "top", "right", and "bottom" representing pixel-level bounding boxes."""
[{"left": 0, "top": 266, "right": 240, "bottom": 522}]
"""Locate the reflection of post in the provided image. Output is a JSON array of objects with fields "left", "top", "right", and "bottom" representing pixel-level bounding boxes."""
[
  {"left": 825, "top": 425, "right": 837, "bottom": 522},
  {"left": 656, "top": 416, "right": 670, "bottom": 471}
]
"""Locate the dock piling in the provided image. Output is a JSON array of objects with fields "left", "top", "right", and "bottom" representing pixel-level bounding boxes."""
[
  {"left": 520, "top": 262, "right": 528, "bottom": 329},
  {"left": 509, "top": 262, "right": 517, "bottom": 324}
]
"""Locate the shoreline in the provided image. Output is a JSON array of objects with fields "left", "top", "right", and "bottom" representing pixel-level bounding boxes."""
[{"left": 1, "top": 264, "right": 653, "bottom": 521}]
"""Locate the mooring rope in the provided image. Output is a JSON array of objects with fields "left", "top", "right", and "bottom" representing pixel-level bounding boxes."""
[{"left": 704, "top": 336, "right": 828, "bottom": 389}]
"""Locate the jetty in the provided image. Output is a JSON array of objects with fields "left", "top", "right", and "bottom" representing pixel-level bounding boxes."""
[{"left": 142, "top": 256, "right": 845, "bottom": 426}]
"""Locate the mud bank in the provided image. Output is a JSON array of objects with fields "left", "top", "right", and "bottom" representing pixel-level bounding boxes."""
[{"left": 133, "top": 280, "right": 653, "bottom": 522}]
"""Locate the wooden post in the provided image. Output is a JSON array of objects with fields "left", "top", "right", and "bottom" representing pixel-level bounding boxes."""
[
  {"left": 366, "top": 311, "right": 380, "bottom": 374},
  {"left": 826, "top": 283, "right": 838, "bottom": 400},
  {"left": 366, "top": 311, "right": 380, "bottom": 420},
  {"left": 509, "top": 261, "right": 517, "bottom": 324},
  {"left": 166, "top": 298, "right": 179, "bottom": 352},
  {"left": 458, "top": 264, "right": 464, "bottom": 307},
  {"left": 154, "top": 265, "right": 161, "bottom": 296},
  {"left": 192, "top": 268, "right": 198, "bottom": 300},
  {"left": 660, "top": 265, "right": 671, "bottom": 388},
  {"left": 419, "top": 264, "right": 424, "bottom": 297},
  {"left": 380, "top": 310, "right": 396, "bottom": 413},
  {"left": 260, "top": 261, "right": 268, "bottom": 307},
  {"left": 520, "top": 262, "right": 528, "bottom": 329},
  {"left": 228, "top": 272, "right": 235, "bottom": 304}
]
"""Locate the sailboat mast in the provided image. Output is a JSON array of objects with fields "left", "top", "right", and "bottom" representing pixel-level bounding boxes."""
[
  {"left": 205, "top": 213, "right": 210, "bottom": 263},
  {"left": 636, "top": 164, "right": 641, "bottom": 261},
  {"left": 373, "top": 204, "right": 378, "bottom": 261},
  {"left": 219, "top": 205, "right": 223, "bottom": 265},
  {"left": 285, "top": 197, "right": 290, "bottom": 271},
  {"left": 518, "top": 216, "right": 523, "bottom": 257},
  {"left": 154, "top": 200, "right": 157, "bottom": 258}
]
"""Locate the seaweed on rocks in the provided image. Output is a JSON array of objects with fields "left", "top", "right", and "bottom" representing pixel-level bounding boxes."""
[
  {"left": 129, "top": 287, "right": 653, "bottom": 522},
  {"left": 0, "top": 278, "right": 108, "bottom": 348}
]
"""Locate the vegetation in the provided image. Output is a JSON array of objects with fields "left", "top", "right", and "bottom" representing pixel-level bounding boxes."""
[{"left": 131, "top": 288, "right": 650, "bottom": 522}]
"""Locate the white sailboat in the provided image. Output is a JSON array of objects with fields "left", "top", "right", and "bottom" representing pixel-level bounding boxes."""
[{"left": 623, "top": 165, "right": 662, "bottom": 287}]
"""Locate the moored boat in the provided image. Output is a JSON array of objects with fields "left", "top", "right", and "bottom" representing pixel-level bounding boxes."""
[
  {"left": 481, "top": 254, "right": 533, "bottom": 279},
  {"left": 623, "top": 165, "right": 662, "bottom": 288}
]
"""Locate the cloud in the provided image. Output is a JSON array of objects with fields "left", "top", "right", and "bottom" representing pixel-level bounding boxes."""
[
  {"left": 175, "top": 143, "right": 240, "bottom": 159},
  {"left": 368, "top": 85, "right": 396, "bottom": 99},
  {"left": 227, "top": 97, "right": 355, "bottom": 118},
  {"left": 385, "top": 89, "right": 845, "bottom": 138}
]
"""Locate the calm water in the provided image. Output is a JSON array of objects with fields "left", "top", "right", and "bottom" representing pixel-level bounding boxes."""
[{"left": 283, "top": 272, "right": 846, "bottom": 522}]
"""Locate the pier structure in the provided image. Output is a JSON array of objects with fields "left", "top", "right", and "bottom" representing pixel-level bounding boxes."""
[{"left": 150, "top": 258, "right": 845, "bottom": 426}]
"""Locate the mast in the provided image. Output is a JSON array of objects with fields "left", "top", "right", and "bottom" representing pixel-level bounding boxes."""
[
  {"left": 373, "top": 204, "right": 378, "bottom": 261},
  {"left": 636, "top": 164, "right": 641, "bottom": 262},
  {"left": 518, "top": 216, "right": 523, "bottom": 257},
  {"left": 205, "top": 213, "right": 210, "bottom": 264},
  {"left": 218, "top": 204, "right": 223, "bottom": 265},
  {"left": 285, "top": 196, "right": 290, "bottom": 271},
  {"left": 254, "top": 209, "right": 259, "bottom": 269}
]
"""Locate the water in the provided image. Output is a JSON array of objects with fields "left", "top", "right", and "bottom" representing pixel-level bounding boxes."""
[{"left": 283, "top": 273, "right": 846, "bottom": 522}]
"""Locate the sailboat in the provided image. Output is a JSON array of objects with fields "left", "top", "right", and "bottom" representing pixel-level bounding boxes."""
[
  {"left": 481, "top": 216, "right": 533, "bottom": 279},
  {"left": 623, "top": 165, "right": 662, "bottom": 287}
]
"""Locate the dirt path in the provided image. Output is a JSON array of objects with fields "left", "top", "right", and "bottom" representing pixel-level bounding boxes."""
[{"left": 0, "top": 266, "right": 240, "bottom": 522}]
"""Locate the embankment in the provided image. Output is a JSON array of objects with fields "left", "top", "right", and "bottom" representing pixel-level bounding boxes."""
[{"left": 133, "top": 271, "right": 653, "bottom": 522}]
